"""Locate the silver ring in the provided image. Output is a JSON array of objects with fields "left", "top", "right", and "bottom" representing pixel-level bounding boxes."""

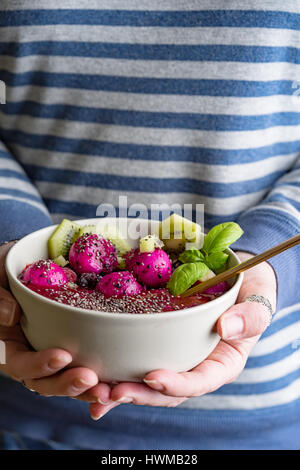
[{"left": 244, "top": 294, "right": 273, "bottom": 324}]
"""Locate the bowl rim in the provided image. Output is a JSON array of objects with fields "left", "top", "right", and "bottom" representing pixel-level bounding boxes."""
[{"left": 5, "top": 218, "right": 244, "bottom": 320}]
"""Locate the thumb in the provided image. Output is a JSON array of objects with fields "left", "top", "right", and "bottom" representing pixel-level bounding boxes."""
[
  {"left": 217, "top": 301, "right": 272, "bottom": 341},
  {"left": 0, "top": 240, "right": 17, "bottom": 289},
  {"left": 0, "top": 286, "right": 22, "bottom": 326},
  {"left": 217, "top": 253, "right": 277, "bottom": 341}
]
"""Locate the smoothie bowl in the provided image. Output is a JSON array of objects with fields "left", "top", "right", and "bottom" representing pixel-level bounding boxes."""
[{"left": 5, "top": 216, "right": 243, "bottom": 382}]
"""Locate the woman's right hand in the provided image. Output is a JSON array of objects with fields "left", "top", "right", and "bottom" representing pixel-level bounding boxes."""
[{"left": 0, "top": 241, "right": 111, "bottom": 403}]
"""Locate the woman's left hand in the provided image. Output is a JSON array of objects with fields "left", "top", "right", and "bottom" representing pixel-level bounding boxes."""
[{"left": 80, "top": 251, "right": 277, "bottom": 420}]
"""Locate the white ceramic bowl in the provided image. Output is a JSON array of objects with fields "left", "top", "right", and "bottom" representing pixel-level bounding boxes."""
[{"left": 5, "top": 218, "right": 243, "bottom": 382}]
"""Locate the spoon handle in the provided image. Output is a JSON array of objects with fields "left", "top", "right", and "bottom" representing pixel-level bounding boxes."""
[{"left": 180, "top": 232, "right": 300, "bottom": 298}]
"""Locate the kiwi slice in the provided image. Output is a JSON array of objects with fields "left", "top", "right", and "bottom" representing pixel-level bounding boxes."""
[
  {"left": 139, "top": 234, "right": 164, "bottom": 253},
  {"left": 117, "top": 255, "right": 126, "bottom": 270},
  {"left": 52, "top": 255, "right": 68, "bottom": 267},
  {"left": 48, "top": 219, "right": 81, "bottom": 259},
  {"left": 140, "top": 235, "right": 155, "bottom": 253},
  {"left": 159, "top": 214, "right": 202, "bottom": 253},
  {"left": 101, "top": 225, "right": 131, "bottom": 255},
  {"left": 72, "top": 223, "right": 131, "bottom": 255},
  {"left": 72, "top": 225, "right": 96, "bottom": 243}
]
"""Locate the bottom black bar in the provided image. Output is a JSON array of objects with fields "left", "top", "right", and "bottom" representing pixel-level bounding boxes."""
[{"left": 0, "top": 449, "right": 297, "bottom": 465}]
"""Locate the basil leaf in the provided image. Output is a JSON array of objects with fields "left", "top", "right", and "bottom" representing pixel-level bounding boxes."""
[
  {"left": 202, "top": 222, "right": 243, "bottom": 255},
  {"left": 205, "top": 252, "right": 229, "bottom": 272},
  {"left": 178, "top": 249, "right": 205, "bottom": 264},
  {"left": 167, "top": 262, "right": 209, "bottom": 296}
]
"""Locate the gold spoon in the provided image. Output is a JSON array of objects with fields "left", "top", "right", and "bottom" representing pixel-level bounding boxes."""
[{"left": 180, "top": 233, "right": 300, "bottom": 298}]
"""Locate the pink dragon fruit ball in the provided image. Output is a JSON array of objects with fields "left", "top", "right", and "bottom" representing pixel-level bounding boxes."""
[
  {"left": 203, "top": 281, "right": 230, "bottom": 295},
  {"left": 21, "top": 260, "right": 68, "bottom": 287},
  {"left": 69, "top": 233, "right": 118, "bottom": 275},
  {"left": 125, "top": 248, "right": 172, "bottom": 288},
  {"left": 96, "top": 271, "right": 143, "bottom": 297},
  {"left": 63, "top": 267, "right": 78, "bottom": 283}
]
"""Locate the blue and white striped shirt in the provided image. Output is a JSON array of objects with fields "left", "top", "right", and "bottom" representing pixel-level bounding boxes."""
[{"left": 0, "top": 0, "right": 300, "bottom": 449}]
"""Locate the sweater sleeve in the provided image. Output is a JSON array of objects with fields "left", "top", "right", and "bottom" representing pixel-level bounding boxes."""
[
  {"left": 232, "top": 154, "right": 300, "bottom": 312},
  {"left": 0, "top": 141, "right": 52, "bottom": 243}
]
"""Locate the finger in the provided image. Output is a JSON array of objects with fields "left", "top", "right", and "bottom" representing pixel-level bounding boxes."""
[
  {"left": 234, "top": 251, "right": 277, "bottom": 310},
  {"left": 143, "top": 339, "right": 250, "bottom": 397},
  {"left": 90, "top": 401, "right": 120, "bottom": 421},
  {"left": 110, "top": 382, "right": 187, "bottom": 407},
  {"left": 217, "top": 301, "right": 271, "bottom": 340},
  {"left": 90, "top": 383, "right": 187, "bottom": 420},
  {"left": 76, "top": 382, "right": 112, "bottom": 404},
  {"left": 25, "top": 367, "right": 98, "bottom": 397},
  {"left": 0, "top": 286, "right": 22, "bottom": 326},
  {"left": 0, "top": 241, "right": 16, "bottom": 289},
  {"left": 0, "top": 323, "right": 28, "bottom": 344},
  {"left": 4, "top": 341, "right": 72, "bottom": 380}
]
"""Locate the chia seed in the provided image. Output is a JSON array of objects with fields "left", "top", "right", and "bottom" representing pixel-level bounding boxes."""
[{"left": 22, "top": 281, "right": 215, "bottom": 315}]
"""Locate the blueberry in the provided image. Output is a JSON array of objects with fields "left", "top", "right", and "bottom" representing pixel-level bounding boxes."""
[{"left": 78, "top": 272, "right": 102, "bottom": 288}]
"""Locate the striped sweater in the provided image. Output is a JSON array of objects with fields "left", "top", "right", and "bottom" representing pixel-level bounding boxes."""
[{"left": 0, "top": 0, "right": 300, "bottom": 449}]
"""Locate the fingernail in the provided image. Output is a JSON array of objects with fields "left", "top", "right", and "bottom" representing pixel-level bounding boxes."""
[
  {"left": 97, "top": 398, "right": 111, "bottom": 405},
  {"left": 87, "top": 397, "right": 98, "bottom": 404},
  {"left": 91, "top": 413, "right": 103, "bottom": 421},
  {"left": 221, "top": 313, "right": 244, "bottom": 339},
  {"left": 0, "top": 299, "right": 15, "bottom": 326},
  {"left": 143, "top": 379, "right": 164, "bottom": 391},
  {"left": 73, "top": 378, "right": 94, "bottom": 389},
  {"left": 114, "top": 396, "right": 133, "bottom": 403},
  {"left": 48, "top": 355, "right": 71, "bottom": 370},
  {"left": 87, "top": 396, "right": 109, "bottom": 404}
]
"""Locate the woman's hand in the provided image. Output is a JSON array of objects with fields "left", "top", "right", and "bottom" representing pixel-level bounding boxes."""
[
  {"left": 0, "top": 242, "right": 110, "bottom": 401},
  {"left": 87, "top": 251, "right": 277, "bottom": 419},
  {"left": 0, "top": 244, "right": 277, "bottom": 417}
]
